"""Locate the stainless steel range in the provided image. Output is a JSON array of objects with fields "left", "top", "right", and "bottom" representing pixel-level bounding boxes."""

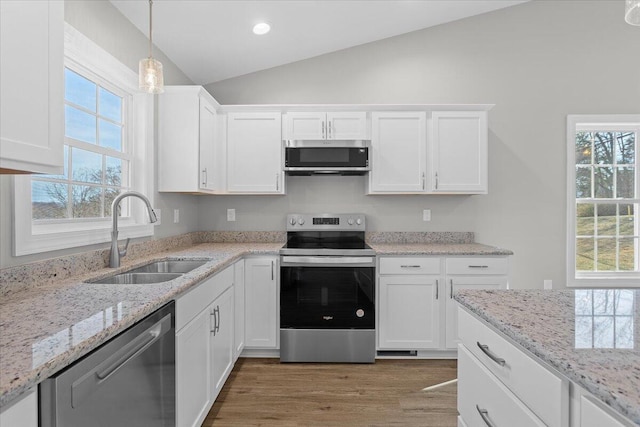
[{"left": 280, "top": 213, "right": 376, "bottom": 363}]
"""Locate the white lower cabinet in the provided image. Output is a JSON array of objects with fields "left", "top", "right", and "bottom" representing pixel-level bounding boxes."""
[
  {"left": 175, "top": 264, "right": 234, "bottom": 427},
  {"left": 0, "top": 389, "right": 37, "bottom": 427},
  {"left": 377, "top": 256, "right": 508, "bottom": 353},
  {"left": 244, "top": 257, "right": 279, "bottom": 349}
]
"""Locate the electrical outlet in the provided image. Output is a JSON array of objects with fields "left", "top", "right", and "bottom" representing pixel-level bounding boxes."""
[
  {"left": 154, "top": 209, "right": 161, "bottom": 225},
  {"left": 544, "top": 279, "right": 553, "bottom": 290},
  {"left": 173, "top": 209, "right": 180, "bottom": 224},
  {"left": 227, "top": 208, "right": 236, "bottom": 221},
  {"left": 423, "top": 209, "right": 431, "bottom": 221}
]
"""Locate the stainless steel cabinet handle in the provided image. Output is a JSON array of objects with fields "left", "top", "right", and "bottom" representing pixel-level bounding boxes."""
[
  {"left": 469, "top": 265, "right": 489, "bottom": 269},
  {"left": 400, "top": 265, "right": 421, "bottom": 268},
  {"left": 450, "top": 279, "right": 453, "bottom": 299},
  {"left": 271, "top": 260, "right": 275, "bottom": 280},
  {"left": 477, "top": 341, "right": 506, "bottom": 366},
  {"left": 476, "top": 405, "right": 496, "bottom": 427},
  {"left": 328, "top": 121, "right": 332, "bottom": 139},
  {"left": 276, "top": 173, "right": 279, "bottom": 191},
  {"left": 422, "top": 172, "right": 425, "bottom": 190},
  {"left": 210, "top": 308, "right": 216, "bottom": 334},
  {"left": 435, "top": 279, "right": 439, "bottom": 300},
  {"left": 322, "top": 121, "right": 326, "bottom": 139},
  {"left": 215, "top": 306, "right": 220, "bottom": 334},
  {"left": 202, "top": 168, "right": 207, "bottom": 186},
  {"left": 435, "top": 172, "right": 438, "bottom": 189}
]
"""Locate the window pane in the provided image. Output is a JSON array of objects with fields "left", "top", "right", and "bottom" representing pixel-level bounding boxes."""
[
  {"left": 616, "top": 131, "right": 635, "bottom": 164},
  {"left": 576, "top": 203, "right": 594, "bottom": 236},
  {"left": 615, "top": 290, "right": 635, "bottom": 315},
  {"left": 104, "top": 188, "right": 120, "bottom": 217},
  {"left": 592, "top": 316, "right": 614, "bottom": 348},
  {"left": 592, "top": 290, "right": 615, "bottom": 314},
  {"left": 594, "top": 132, "right": 615, "bottom": 164},
  {"left": 616, "top": 167, "right": 635, "bottom": 198},
  {"left": 105, "top": 157, "right": 122, "bottom": 186},
  {"left": 99, "top": 119, "right": 122, "bottom": 152},
  {"left": 65, "top": 68, "right": 96, "bottom": 112},
  {"left": 32, "top": 181, "right": 68, "bottom": 219},
  {"left": 595, "top": 204, "right": 617, "bottom": 236},
  {"left": 574, "top": 316, "right": 592, "bottom": 348},
  {"left": 575, "top": 166, "right": 591, "bottom": 198},
  {"left": 575, "top": 132, "right": 592, "bottom": 165},
  {"left": 619, "top": 204, "right": 635, "bottom": 235},
  {"left": 72, "top": 148, "right": 102, "bottom": 184},
  {"left": 615, "top": 315, "right": 634, "bottom": 349},
  {"left": 596, "top": 238, "right": 616, "bottom": 271},
  {"left": 594, "top": 167, "right": 613, "bottom": 198},
  {"left": 574, "top": 290, "right": 593, "bottom": 315},
  {"left": 576, "top": 237, "right": 594, "bottom": 271},
  {"left": 72, "top": 185, "right": 102, "bottom": 218},
  {"left": 99, "top": 87, "right": 122, "bottom": 123},
  {"left": 65, "top": 105, "right": 96, "bottom": 144},
  {"left": 618, "top": 238, "right": 637, "bottom": 271}
]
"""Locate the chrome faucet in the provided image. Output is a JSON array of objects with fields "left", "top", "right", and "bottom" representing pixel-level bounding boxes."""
[{"left": 110, "top": 191, "right": 158, "bottom": 268}]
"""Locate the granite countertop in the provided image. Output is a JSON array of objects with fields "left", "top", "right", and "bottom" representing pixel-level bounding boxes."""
[
  {"left": 455, "top": 289, "right": 640, "bottom": 425},
  {"left": 0, "top": 232, "right": 511, "bottom": 409}
]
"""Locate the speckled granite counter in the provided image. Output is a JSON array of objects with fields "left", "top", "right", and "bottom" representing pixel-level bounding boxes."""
[
  {"left": 369, "top": 242, "right": 513, "bottom": 256},
  {"left": 455, "top": 289, "right": 640, "bottom": 425},
  {"left": 0, "top": 242, "right": 281, "bottom": 408}
]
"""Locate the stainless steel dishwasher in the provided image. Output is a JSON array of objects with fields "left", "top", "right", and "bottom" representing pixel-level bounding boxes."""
[{"left": 40, "top": 302, "right": 175, "bottom": 426}]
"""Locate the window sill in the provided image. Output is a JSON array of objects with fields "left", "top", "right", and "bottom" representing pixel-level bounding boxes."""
[{"left": 567, "top": 275, "right": 640, "bottom": 288}]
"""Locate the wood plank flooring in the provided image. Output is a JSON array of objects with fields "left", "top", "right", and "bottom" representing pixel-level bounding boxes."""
[{"left": 203, "top": 358, "right": 458, "bottom": 427}]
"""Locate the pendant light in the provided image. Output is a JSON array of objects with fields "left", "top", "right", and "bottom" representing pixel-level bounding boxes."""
[
  {"left": 139, "top": 0, "right": 164, "bottom": 93},
  {"left": 626, "top": 0, "right": 640, "bottom": 25}
]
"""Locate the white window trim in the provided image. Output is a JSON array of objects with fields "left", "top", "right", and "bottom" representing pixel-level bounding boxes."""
[
  {"left": 566, "top": 114, "right": 640, "bottom": 288},
  {"left": 12, "top": 23, "right": 155, "bottom": 256}
]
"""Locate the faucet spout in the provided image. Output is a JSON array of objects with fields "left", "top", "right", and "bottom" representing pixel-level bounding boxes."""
[{"left": 110, "top": 191, "right": 157, "bottom": 268}]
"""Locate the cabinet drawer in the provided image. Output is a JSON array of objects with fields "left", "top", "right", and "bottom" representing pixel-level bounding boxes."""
[
  {"left": 458, "top": 344, "right": 545, "bottom": 427},
  {"left": 446, "top": 257, "right": 508, "bottom": 275},
  {"left": 458, "top": 308, "right": 568, "bottom": 427},
  {"left": 379, "top": 257, "right": 440, "bottom": 275}
]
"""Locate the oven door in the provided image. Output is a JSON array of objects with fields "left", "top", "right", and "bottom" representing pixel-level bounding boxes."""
[{"left": 280, "top": 256, "right": 375, "bottom": 329}]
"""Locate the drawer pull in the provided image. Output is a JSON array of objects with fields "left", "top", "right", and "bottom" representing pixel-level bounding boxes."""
[
  {"left": 477, "top": 342, "right": 506, "bottom": 366},
  {"left": 400, "top": 265, "right": 421, "bottom": 268},
  {"left": 469, "top": 265, "right": 489, "bottom": 269},
  {"left": 476, "top": 405, "right": 497, "bottom": 427}
]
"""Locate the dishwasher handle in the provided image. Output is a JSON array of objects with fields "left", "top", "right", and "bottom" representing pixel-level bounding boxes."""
[{"left": 71, "top": 313, "right": 172, "bottom": 408}]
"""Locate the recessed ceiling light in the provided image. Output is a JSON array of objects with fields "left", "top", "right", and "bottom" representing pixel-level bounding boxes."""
[{"left": 252, "top": 22, "right": 271, "bottom": 35}]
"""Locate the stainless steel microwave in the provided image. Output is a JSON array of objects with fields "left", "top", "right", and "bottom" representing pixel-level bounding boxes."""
[{"left": 283, "top": 140, "right": 370, "bottom": 175}]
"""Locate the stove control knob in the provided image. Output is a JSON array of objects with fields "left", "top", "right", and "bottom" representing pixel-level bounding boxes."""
[
  {"left": 356, "top": 218, "right": 362, "bottom": 226},
  {"left": 298, "top": 218, "right": 305, "bottom": 225},
  {"left": 347, "top": 218, "right": 354, "bottom": 225},
  {"left": 289, "top": 217, "right": 297, "bottom": 226}
]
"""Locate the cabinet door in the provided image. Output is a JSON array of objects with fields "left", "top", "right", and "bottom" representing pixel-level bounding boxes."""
[
  {"left": 327, "top": 112, "right": 368, "bottom": 139},
  {"left": 198, "top": 96, "right": 217, "bottom": 191},
  {"left": 445, "top": 276, "right": 507, "bottom": 349},
  {"left": 378, "top": 275, "right": 440, "bottom": 350},
  {"left": 227, "top": 112, "right": 283, "bottom": 193},
  {"left": 234, "top": 260, "right": 245, "bottom": 359},
  {"left": 430, "top": 111, "right": 487, "bottom": 194},
  {"left": 369, "top": 112, "right": 426, "bottom": 193},
  {"left": 0, "top": 389, "right": 37, "bottom": 427},
  {"left": 176, "top": 308, "right": 212, "bottom": 427},
  {"left": 0, "top": 1, "right": 63, "bottom": 174},
  {"left": 244, "top": 257, "right": 278, "bottom": 348},
  {"left": 211, "top": 287, "right": 234, "bottom": 399},
  {"left": 285, "top": 112, "right": 326, "bottom": 139}
]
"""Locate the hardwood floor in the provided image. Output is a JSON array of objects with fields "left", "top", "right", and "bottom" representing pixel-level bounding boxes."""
[{"left": 203, "top": 358, "right": 458, "bottom": 427}]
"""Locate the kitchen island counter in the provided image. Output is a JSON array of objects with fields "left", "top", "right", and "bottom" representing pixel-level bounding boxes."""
[{"left": 455, "top": 289, "right": 640, "bottom": 425}]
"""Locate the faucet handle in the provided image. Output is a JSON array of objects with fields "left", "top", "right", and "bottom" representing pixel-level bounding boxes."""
[{"left": 119, "top": 238, "right": 130, "bottom": 257}]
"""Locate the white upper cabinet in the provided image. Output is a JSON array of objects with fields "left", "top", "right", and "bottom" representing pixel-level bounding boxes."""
[
  {"left": 158, "top": 86, "right": 220, "bottom": 193},
  {"left": 0, "top": 1, "right": 64, "bottom": 174},
  {"left": 226, "top": 112, "right": 284, "bottom": 194},
  {"left": 285, "top": 112, "right": 368, "bottom": 140},
  {"left": 429, "top": 111, "right": 488, "bottom": 194},
  {"left": 368, "top": 112, "right": 427, "bottom": 193}
]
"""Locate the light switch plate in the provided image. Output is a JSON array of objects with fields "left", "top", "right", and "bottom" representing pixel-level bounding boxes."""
[
  {"left": 423, "top": 209, "right": 431, "bottom": 221},
  {"left": 227, "top": 208, "right": 236, "bottom": 221}
]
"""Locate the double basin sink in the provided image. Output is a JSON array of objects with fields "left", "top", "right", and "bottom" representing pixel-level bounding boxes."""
[{"left": 89, "top": 259, "right": 208, "bottom": 284}]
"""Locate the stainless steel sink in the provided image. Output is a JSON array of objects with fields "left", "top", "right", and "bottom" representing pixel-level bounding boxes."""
[
  {"left": 126, "top": 259, "right": 208, "bottom": 274},
  {"left": 90, "top": 272, "right": 183, "bottom": 285}
]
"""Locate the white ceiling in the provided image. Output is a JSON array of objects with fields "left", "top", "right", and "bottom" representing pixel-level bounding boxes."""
[{"left": 110, "top": 0, "right": 528, "bottom": 85}]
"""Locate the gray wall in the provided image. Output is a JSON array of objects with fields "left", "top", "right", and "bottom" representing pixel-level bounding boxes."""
[
  {"left": 0, "top": 0, "right": 198, "bottom": 268},
  {"left": 202, "top": 0, "right": 640, "bottom": 290}
]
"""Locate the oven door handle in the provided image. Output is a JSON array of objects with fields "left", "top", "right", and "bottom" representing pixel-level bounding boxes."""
[{"left": 281, "top": 256, "right": 375, "bottom": 266}]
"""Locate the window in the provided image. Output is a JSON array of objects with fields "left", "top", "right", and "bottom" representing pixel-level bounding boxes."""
[
  {"left": 32, "top": 67, "right": 130, "bottom": 220},
  {"left": 13, "top": 24, "right": 154, "bottom": 256},
  {"left": 567, "top": 115, "right": 640, "bottom": 287}
]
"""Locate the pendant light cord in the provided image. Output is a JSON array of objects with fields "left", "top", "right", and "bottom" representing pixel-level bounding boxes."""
[{"left": 148, "top": 0, "right": 153, "bottom": 59}]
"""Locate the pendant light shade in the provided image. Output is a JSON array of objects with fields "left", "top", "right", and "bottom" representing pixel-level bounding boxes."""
[
  {"left": 140, "top": 0, "right": 164, "bottom": 93},
  {"left": 626, "top": 0, "right": 640, "bottom": 25}
]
